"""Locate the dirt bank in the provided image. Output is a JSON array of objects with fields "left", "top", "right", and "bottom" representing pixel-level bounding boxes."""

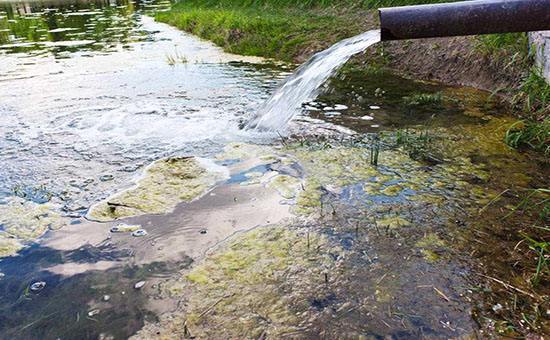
[{"left": 374, "top": 35, "right": 527, "bottom": 94}]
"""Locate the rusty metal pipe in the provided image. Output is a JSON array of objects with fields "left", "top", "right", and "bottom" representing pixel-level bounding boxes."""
[{"left": 379, "top": 0, "right": 550, "bottom": 41}]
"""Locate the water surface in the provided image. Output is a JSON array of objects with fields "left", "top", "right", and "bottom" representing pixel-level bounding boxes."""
[{"left": 0, "top": 0, "right": 283, "bottom": 212}]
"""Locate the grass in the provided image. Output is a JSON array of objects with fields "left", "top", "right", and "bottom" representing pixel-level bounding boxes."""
[
  {"left": 505, "top": 118, "right": 549, "bottom": 155},
  {"left": 167, "top": 0, "right": 456, "bottom": 9},
  {"left": 156, "top": 2, "right": 364, "bottom": 61},
  {"left": 505, "top": 67, "right": 550, "bottom": 154},
  {"left": 476, "top": 33, "right": 530, "bottom": 67},
  {"left": 521, "top": 233, "right": 549, "bottom": 287},
  {"left": 514, "top": 68, "right": 550, "bottom": 115}
]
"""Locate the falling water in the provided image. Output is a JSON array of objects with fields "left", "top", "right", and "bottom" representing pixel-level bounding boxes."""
[{"left": 246, "top": 29, "right": 381, "bottom": 131}]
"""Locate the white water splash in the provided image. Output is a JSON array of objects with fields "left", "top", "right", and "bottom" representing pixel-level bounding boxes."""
[{"left": 246, "top": 29, "right": 381, "bottom": 131}]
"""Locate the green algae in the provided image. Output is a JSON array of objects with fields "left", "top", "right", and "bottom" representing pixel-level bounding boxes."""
[
  {"left": 216, "top": 142, "right": 276, "bottom": 161},
  {"left": 420, "top": 249, "right": 441, "bottom": 262},
  {"left": 416, "top": 233, "right": 446, "bottom": 248},
  {"left": 376, "top": 216, "right": 411, "bottom": 229},
  {"left": 0, "top": 197, "right": 66, "bottom": 257},
  {"left": 294, "top": 179, "right": 323, "bottom": 216},
  {"left": 87, "top": 157, "right": 227, "bottom": 222},
  {"left": 0, "top": 237, "right": 23, "bottom": 258},
  {"left": 381, "top": 184, "right": 403, "bottom": 196},
  {"left": 285, "top": 145, "right": 381, "bottom": 187},
  {"left": 177, "top": 226, "right": 334, "bottom": 338},
  {"left": 416, "top": 233, "right": 446, "bottom": 262},
  {"left": 267, "top": 174, "right": 301, "bottom": 199}
]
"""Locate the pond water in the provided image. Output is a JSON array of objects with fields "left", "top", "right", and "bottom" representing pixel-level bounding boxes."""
[{"left": 0, "top": 0, "right": 548, "bottom": 339}]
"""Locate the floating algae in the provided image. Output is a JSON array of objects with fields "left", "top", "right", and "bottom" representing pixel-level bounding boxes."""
[
  {"left": 376, "top": 216, "right": 411, "bottom": 229},
  {"left": 87, "top": 157, "right": 228, "bottom": 221},
  {"left": 0, "top": 197, "right": 66, "bottom": 257},
  {"left": 267, "top": 175, "right": 301, "bottom": 199},
  {"left": 135, "top": 226, "right": 337, "bottom": 339},
  {"left": 216, "top": 142, "right": 277, "bottom": 162},
  {"left": 0, "top": 237, "right": 23, "bottom": 258},
  {"left": 416, "top": 233, "right": 447, "bottom": 262},
  {"left": 294, "top": 179, "right": 323, "bottom": 216},
  {"left": 285, "top": 145, "right": 381, "bottom": 187}
]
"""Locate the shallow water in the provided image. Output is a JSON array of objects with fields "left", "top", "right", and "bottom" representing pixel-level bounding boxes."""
[
  {"left": 246, "top": 29, "right": 380, "bottom": 131},
  {"left": 0, "top": 1, "right": 548, "bottom": 339},
  {"left": 0, "top": 0, "right": 287, "bottom": 213}
]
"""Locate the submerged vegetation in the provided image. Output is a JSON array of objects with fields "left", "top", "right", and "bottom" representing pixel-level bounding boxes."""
[{"left": 402, "top": 92, "right": 443, "bottom": 106}]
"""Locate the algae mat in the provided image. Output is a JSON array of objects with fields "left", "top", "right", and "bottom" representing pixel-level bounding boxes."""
[
  {"left": 87, "top": 157, "right": 228, "bottom": 222},
  {"left": 0, "top": 197, "right": 66, "bottom": 257}
]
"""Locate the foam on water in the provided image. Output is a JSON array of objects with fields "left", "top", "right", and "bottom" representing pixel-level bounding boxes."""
[{"left": 246, "top": 30, "right": 381, "bottom": 131}]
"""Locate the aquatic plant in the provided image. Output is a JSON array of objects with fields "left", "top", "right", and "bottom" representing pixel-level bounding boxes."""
[
  {"left": 402, "top": 92, "right": 443, "bottom": 106},
  {"left": 0, "top": 197, "right": 66, "bottom": 257},
  {"left": 369, "top": 135, "right": 380, "bottom": 166},
  {"left": 178, "top": 225, "right": 335, "bottom": 338},
  {"left": 166, "top": 50, "right": 189, "bottom": 66},
  {"left": 395, "top": 127, "right": 440, "bottom": 164}
]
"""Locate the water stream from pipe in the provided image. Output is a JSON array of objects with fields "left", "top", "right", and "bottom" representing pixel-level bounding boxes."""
[{"left": 246, "top": 29, "right": 381, "bottom": 131}]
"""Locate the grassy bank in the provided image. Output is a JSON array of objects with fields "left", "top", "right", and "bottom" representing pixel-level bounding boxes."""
[{"left": 156, "top": 1, "right": 361, "bottom": 61}]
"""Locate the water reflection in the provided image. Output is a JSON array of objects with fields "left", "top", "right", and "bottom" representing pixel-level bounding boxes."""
[{"left": 0, "top": 0, "right": 172, "bottom": 55}]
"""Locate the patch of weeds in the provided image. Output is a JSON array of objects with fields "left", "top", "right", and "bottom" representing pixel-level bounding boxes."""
[
  {"left": 403, "top": 92, "right": 443, "bottom": 107},
  {"left": 476, "top": 33, "right": 530, "bottom": 69},
  {"left": 504, "top": 188, "right": 549, "bottom": 220},
  {"left": 520, "top": 233, "right": 549, "bottom": 287},
  {"left": 504, "top": 118, "right": 549, "bottom": 155},
  {"left": 395, "top": 127, "right": 441, "bottom": 164},
  {"left": 369, "top": 134, "right": 380, "bottom": 166},
  {"left": 513, "top": 68, "right": 550, "bottom": 116},
  {"left": 166, "top": 50, "right": 189, "bottom": 66}
]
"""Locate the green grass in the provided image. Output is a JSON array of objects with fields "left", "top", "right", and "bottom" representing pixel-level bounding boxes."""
[
  {"left": 169, "top": 0, "right": 456, "bottom": 9},
  {"left": 504, "top": 68, "right": 550, "bottom": 155},
  {"left": 505, "top": 118, "right": 550, "bottom": 155},
  {"left": 515, "top": 68, "right": 550, "bottom": 115},
  {"left": 476, "top": 33, "right": 530, "bottom": 66},
  {"left": 156, "top": 4, "right": 361, "bottom": 61}
]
